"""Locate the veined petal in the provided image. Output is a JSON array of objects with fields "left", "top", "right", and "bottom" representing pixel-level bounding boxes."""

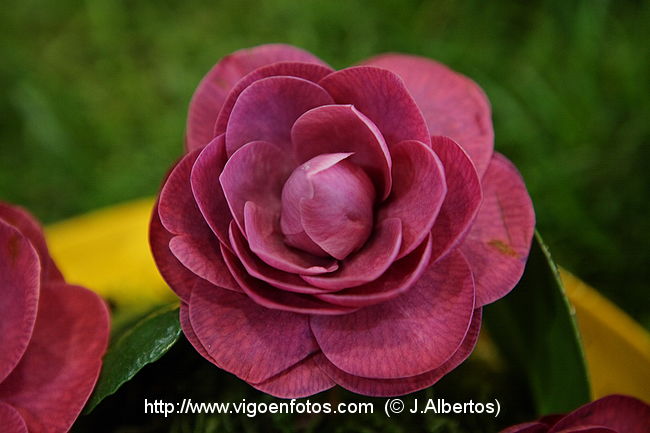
[
  {"left": 0, "top": 402, "right": 27, "bottom": 433},
  {"left": 214, "top": 62, "right": 334, "bottom": 136},
  {"left": 244, "top": 202, "right": 337, "bottom": 276},
  {"left": 158, "top": 149, "right": 212, "bottom": 239},
  {"left": 220, "top": 141, "right": 294, "bottom": 234},
  {"left": 190, "top": 135, "right": 233, "bottom": 247},
  {"left": 188, "top": 280, "right": 318, "bottom": 383},
  {"left": 429, "top": 136, "right": 482, "bottom": 262},
  {"left": 0, "top": 220, "right": 40, "bottom": 384},
  {"left": 0, "top": 283, "right": 109, "bottom": 433},
  {"left": 315, "top": 235, "right": 431, "bottom": 307},
  {"left": 149, "top": 201, "right": 201, "bottom": 303},
  {"left": 222, "top": 243, "right": 356, "bottom": 315},
  {"left": 0, "top": 203, "right": 63, "bottom": 283},
  {"left": 460, "top": 153, "right": 535, "bottom": 307},
  {"left": 319, "top": 66, "right": 430, "bottom": 147},
  {"left": 291, "top": 104, "right": 392, "bottom": 199},
  {"left": 549, "top": 395, "right": 650, "bottom": 433},
  {"left": 363, "top": 54, "right": 493, "bottom": 176},
  {"left": 179, "top": 302, "right": 218, "bottom": 365},
  {"left": 500, "top": 423, "right": 549, "bottom": 433},
  {"left": 377, "top": 140, "right": 446, "bottom": 258},
  {"left": 187, "top": 44, "right": 329, "bottom": 151},
  {"left": 225, "top": 76, "right": 333, "bottom": 156},
  {"left": 316, "top": 308, "right": 482, "bottom": 396},
  {"left": 169, "top": 235, "right": 240, "bottom": 292},
  {"left": 288, "top": 153, "right": 375, "bottom": 260},
  {"left": 302, "top": 218, "right": 402, "bottom": 290},
  {"left": 252, "top": 353, "right": 335, "bottom": 398},
  {"left": 310, "top": 251, "right": 475, "bottom": 379},
  {"left": 229, "top": 222, "right": 331, "bottom": 295}
]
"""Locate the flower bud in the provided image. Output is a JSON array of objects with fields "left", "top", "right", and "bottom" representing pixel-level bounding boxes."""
[{"left": 280, "top": 153, "right": 375, "bottom": 260}]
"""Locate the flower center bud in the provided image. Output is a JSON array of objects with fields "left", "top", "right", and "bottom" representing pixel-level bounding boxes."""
[{"left": 280, "top": 153, "right": 375, "bottom": 261}]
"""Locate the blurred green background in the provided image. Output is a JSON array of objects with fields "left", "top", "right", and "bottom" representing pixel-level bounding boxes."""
[{"left": 0, "top": 0, "right": 648, "bottom": 328}]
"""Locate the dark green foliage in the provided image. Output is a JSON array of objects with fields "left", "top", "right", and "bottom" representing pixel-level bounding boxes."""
[
  {"left": 84, "top": 304, "right": 182, "bottom": 413},
  {"left": 485, "top": 232, "right": 590, "bottom": 415}
]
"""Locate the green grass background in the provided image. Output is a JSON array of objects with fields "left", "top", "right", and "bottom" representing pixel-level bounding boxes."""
[{"left": 0, "top": 0, "right": 648, "bottom": 327}]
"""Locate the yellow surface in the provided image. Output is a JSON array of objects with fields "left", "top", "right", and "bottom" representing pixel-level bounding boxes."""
[
  {"left": 560, "top": 269, "right": 650, "bottom": 402},
  {"left": 44, "top": 198, "right": 650, "bottom": 402},
  {"left": 45, "top": 198, "right": 175, "bottom": 311}
]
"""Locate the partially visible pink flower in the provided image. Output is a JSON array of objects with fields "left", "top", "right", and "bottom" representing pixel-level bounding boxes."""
[
  {"left": 151, "top": 44, "right": 535, "bottom": 397},
  {"left": 501, "top": 395, "right": 650, "bottom": 433},
  {"left": 0, "top": 203, "right": 110, "bottom": 433}
]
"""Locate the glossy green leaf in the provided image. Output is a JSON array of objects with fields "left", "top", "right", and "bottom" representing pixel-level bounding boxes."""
[
  {"left": 84, "top": 303, "right": 181, "bottom": 413},
  {"left": 484, "top": 231, "right": 590, "bottom": 415}
]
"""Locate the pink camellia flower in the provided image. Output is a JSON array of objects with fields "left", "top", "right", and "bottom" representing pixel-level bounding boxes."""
[
  {"left": 501, "top": 394, "right": 650, "bottom": 433},
  {"left": 0, "top": 202, "right": 110, "bottom": 433},
  {"left": 150, "top": 44, "right": 535, "bottom": 397}
]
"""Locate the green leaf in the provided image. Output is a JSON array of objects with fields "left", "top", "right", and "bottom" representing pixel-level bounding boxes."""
[
  {"left": 84, "top": 303, "right": 182, "bottom": 413},
  {"left": 484, "top": 231, "right": 591, "bottom": 415}
]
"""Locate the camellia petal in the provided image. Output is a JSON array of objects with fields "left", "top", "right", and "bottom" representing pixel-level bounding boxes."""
[
  {"left": 548, "top": 395, "right": 650, "bottom": 433},
  {"left": 190, "top": 135, "right": 232, "bottom": 246},
  {"left": 244, "top": 202, "right": 338, "bottom": 276},
  {"left": 499, "top": 422, "right": 549, "bottom": 433},
  {"left": 225, "top": 76, "right": 333, "bottom": 156},
  {"left": 363, "top": 53, "right": 494, "bottom": 176},
  {"left": 279, "top": 153, "right": 356, "bottom": 252},
  {"left": 0, "top": 283, "right": 109, "bottom": 433},
  {"left": 214, "top": 61, "right": 334, "bottom": 136},
  {"left": 179, "top": 302, "right": 217, "bottom": 365},
  {"left": 377, "top": 140, "right": 446, "bottom": 258},
  {"left": 158, "top": 149, "right": 212, "bottom": 240},
  {"left": 169, "top": 235, "right": 240, "bottom": 292},
  {"left": 315, "top": 235, "right": 432, "bottom": 307},
  {"left": 0, "top": 402, "right": 27, "bottom": 433},
  {"left": 294, "top": 154, "right": 375, "bottom": 260},
  {"left": 428, "top": 136, "right": 482, "bottom": 262},
  {"left": 501, "top": 395, "right": 650, "bottom": 433},
  {"left": 315, "top": 308, "right": 481, "bottom": 396},
  {"left": 302, "top": 218, "right": 402, "bottom": 290},
  {"left": 252, "top": 353, "right": 335, "bottom": 398},
  {"left": 189, "top": 280, "right": 319, "bottom": 383},
  {"left": 291, "top": 104, "right": 392, "bottom": 199},
  {"left": 552, "top": 428, "right": 614, "bottom": 433},
  {"left": 220, "top": 141, "right": 295, "bottom": 234},
  {"left": 310, "top": 251, "right": 475, "bottom": 379},
  {"left": 0, "top": 220, "right": 39, "bottom": 384},
  {"left": 222, "top": 242, "right": 356, "bottom": 315},
  {"left": 187, "top": 44, "right": 329, "bottom": 152},
  {"left": 229, "top": 222, "right": 331, "bottom": 295},
  {"left": 0, "top": 203, "right": 63, "bottom": 283},
  {"left": 460, "top": 153, "right": 535, "bottom": 307},
  {"left": 319, "top": 66, "right": 430, "bottom": 147},
  {"left": 149, "top": 201, "right": 201, "bottom": 303}
]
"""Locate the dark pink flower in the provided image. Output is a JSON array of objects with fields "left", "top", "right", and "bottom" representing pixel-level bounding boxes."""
[
  {"left": 150, "top": 44, "right": 535, "bottom": 397},
  {"left": 501, "top": 395, "right": 650, "bottom": 433},
  {"left": 0, "top": 203, "right": 110, "bottom": 433}
]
